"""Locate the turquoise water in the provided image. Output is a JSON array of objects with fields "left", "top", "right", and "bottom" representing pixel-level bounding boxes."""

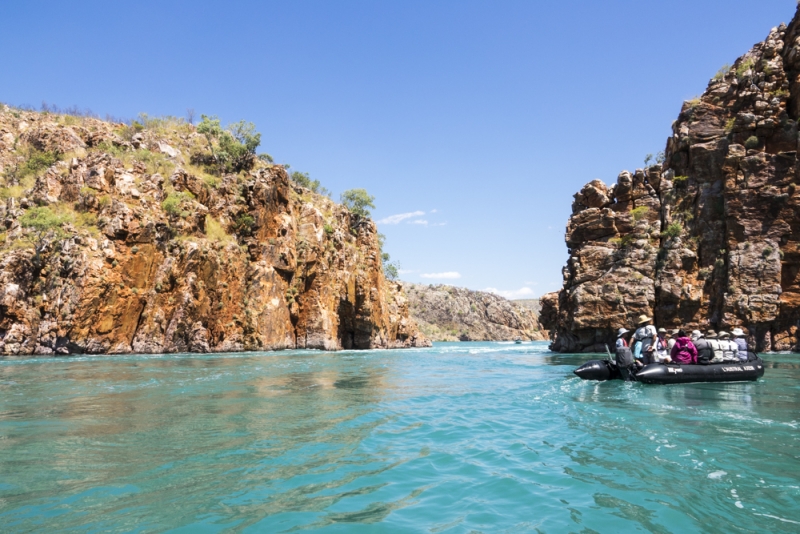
[{"left": 1, "top": 342, "right": 799, "bottom": 533}]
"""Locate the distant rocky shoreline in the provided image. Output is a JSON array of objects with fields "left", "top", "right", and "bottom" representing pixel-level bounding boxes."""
[
  {"left": 403, "top": 282, "right": 547, "bottom": 342},
  {"left": 542, "top": 9, "right": 800, "bottom": 353}
]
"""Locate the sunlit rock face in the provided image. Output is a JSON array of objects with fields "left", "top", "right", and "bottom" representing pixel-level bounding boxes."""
[
  {"left": 0, "top": 109, "right": 429, "bottom": 354},
  {"left": 542, "top": 9, "right": 800, "bottom": 352}
]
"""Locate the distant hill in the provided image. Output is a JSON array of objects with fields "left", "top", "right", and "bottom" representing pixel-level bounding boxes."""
[
  {"left": 402, "top": 283, "right": 547, "bottom": 342},
  {"left": 512, "top": 299, "right": 541, "bottom": 315}
]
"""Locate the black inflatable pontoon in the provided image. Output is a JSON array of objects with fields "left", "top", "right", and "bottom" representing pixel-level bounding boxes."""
[{"left": 574, "top": 356, "right": 764, "bottom": 384}]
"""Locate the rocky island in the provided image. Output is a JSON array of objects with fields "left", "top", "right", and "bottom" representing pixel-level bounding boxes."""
[
  {"left": 403, "top": 282, "right": 546, "bottom": 341},
  {"left": 0, "top": 109, "right": 429, "bottom": 354},
  {"left": 542, "top": 8, "right": 800, "bottom": 353}
]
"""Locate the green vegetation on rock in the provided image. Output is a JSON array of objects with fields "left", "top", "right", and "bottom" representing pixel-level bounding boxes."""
[{"left": 341, "top": 189, "right": 375, "bottom": 219}]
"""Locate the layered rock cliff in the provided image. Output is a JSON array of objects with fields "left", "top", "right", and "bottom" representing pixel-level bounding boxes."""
[
  {"left": 0, "top": 108, "right": 429, "bottom": 354},
  {"left": 542, "top": 8, "right": 800, "bottom": 353},
  {"left": 402, "top": 282, "right": 547, "bottom": 341}
]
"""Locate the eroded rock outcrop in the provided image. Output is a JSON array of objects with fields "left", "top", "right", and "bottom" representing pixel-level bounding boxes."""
[
  {"left": 542, "top": 7, "right": 800, "bottom": 353},
  {"left": 0, "top": 109, "right": 429, "bottom": 354},
  {"left": 403, "top": 282, "right": 547, "bottom": 341}
]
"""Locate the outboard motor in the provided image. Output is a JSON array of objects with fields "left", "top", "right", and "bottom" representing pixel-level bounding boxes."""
[{"left": 574, "top": 360, "right": 614, "bottom": 381}]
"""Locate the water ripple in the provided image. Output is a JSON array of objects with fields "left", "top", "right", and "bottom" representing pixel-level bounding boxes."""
[{"left": 1, "top": 342, "right": 799, "bottom": 532}]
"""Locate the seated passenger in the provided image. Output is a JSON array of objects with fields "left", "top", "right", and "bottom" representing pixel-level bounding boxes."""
[
  {"left": 732, "top": 328, "right": 749, "bottom": 362},
  {"left": 706, "top": 330, "right": 724, "bottom": 363},
  {"left": 670, "top": 329, "right": 698, "bottom": 365},
  {"left": 667, "top": 329, "right": 679, "bottom": 351},
  {"left": 718, "top": 331, "right": 739, "bottom": 362},
  {"left": 654, "top": 328, "right": 672, "bottom": 363},
  {"left": 692, "top": 330, "right": 714, "bottom": 365}
]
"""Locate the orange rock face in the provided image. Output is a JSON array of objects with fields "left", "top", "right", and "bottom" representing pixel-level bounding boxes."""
[
  {"left": 0, "top": 110, "right": 429, "bottom": 354},
  {"left": 543, "top": 8, "right": 800, "bottom": 352}
]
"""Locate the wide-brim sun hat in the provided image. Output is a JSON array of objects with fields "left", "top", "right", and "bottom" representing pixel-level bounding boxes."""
[
  {"left": 691, "top": 330, "right": 702, "bottom": 339},
  {"left": 718, "top": 331, "right": 731, "bottom": 338},
  {"left": 657, "top": 327, "right": 667, "bottom": 334},
  {"left": 637, "top": 314, "right": 652, "bottom": 324},
  {"left": 617, "top": 328, "right": 629, "bottom": 337},
  {"left": 732, "top": 327, "right": 745, "bottom": 336},
  {"left": 706, "top": 330, "right": 717, "bottom": 337}
]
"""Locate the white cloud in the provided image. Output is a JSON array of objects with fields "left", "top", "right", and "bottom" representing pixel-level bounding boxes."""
[
  {"left": 431, "top": 222, "right": 447, "bottom": 227},
  {"left": 430, "top": 209, "right": 438, "bottom": 213},
  {"left": 485, "top": 286, "right": 536, "bottom": 299},
  {"left": 421, "top": 271, "right": 462, "bottom": 279},
  {"left": 409, "top": 219, "right": 428, "bottom": 225},
  {"left": 398, "top": 269, "right": 418, "bottom": 274},
  {"left": 377, "top": 211, "right": 425, "bottom": 225}
]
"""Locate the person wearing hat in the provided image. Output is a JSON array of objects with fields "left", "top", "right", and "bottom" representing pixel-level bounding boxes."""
[
  {"left": 654, "top": 328, "right": 672, "bottom": 363},
  {"left": 706, "top": 330, "right": 724, "bottom": 363},
  {"left": 632, "top": 315, "right": 657, "bottom": 365},
  {"left": 615, "top": 327, "right": 631, "bottom": 349},
  {"left": 732, "top": 328, "right": 749, "bottom": 362},
  {"left": 718, "top": 331, "right": 739, "bottom": 362},
  {"left": 693, "top": 330, "right": 714, "bottom": 365},
  {"left": 614, "top": 327, "right": 636, "bottom": 381},
  {"left": 667, "top": 329, "right": 679, "bottom": 351}
]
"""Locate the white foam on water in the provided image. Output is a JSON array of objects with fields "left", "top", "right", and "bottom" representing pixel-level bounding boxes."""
[
  {"left": 708, "top": 470, "right": 727, "bottom": 479},
  {"left": 735, "top": 501, "right": 744, "bottom": 509},
  {"left": 753, "top": 514, "right": 800, "bottom": 525}
]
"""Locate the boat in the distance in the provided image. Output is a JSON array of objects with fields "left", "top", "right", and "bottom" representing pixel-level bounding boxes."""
[
  {"left": 514, "top": 338, "right": 522, "bottom": 344},
  {"left": 573, "top": 354, "right": 764, "bottom": 384}
]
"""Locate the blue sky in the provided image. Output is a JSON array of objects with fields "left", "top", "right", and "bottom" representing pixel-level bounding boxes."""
[{"left": 2, "top": 0, "right": 795, "bottom": 298}]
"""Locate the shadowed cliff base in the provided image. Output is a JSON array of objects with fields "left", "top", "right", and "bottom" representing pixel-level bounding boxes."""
[
  {"left": 542, "top": 6, "right": 800, "bottom": 353},
  {"left": 0, "top": 108, "right": 429, "bottom": 354},
  {"left": 402, "top": 282, "right": 547, "bottom": 341}
]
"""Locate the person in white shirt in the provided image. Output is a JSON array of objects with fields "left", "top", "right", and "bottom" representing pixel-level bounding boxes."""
[
  {"left": 667, "top": 329, "right": 678, "bottom": 351},
  {"left": 654, "top": 327, "right": 672, "bottom": 363}
]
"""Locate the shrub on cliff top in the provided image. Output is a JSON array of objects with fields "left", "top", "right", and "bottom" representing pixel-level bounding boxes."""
[
  {"left": 736, "top": 58, "right": 755, "bottom": 80},
  {"left": 196, "top": 115, "right": 261, "bottom": 175},
  {"left": 341, "top": 189, "right": 375, "bottom": 219},
  {"left": 291, "top": 171, "right": 330, "bottom": 196},
  {"left": 713, "top": 64, "right": 732, "bottom": 81}
]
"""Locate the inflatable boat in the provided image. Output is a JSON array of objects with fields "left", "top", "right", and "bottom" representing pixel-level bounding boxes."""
[{"left": 574, "top": 355, "right": 764, "bottom": 384}]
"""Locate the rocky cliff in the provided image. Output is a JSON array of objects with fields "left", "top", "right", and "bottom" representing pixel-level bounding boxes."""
[
  {"left": 402, "top": 282, "right": 547, "bottom": 341},
  {"left": 542, "top": 7, "right": 800, "bottom": 353},
  {"left": 0, "top": 108, "right": 429, "bottom": 354}
]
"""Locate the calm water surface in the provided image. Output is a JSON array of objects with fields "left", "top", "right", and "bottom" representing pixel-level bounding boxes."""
[{"left": 1, "top": 342, "right": 799, "bottom": 532}]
